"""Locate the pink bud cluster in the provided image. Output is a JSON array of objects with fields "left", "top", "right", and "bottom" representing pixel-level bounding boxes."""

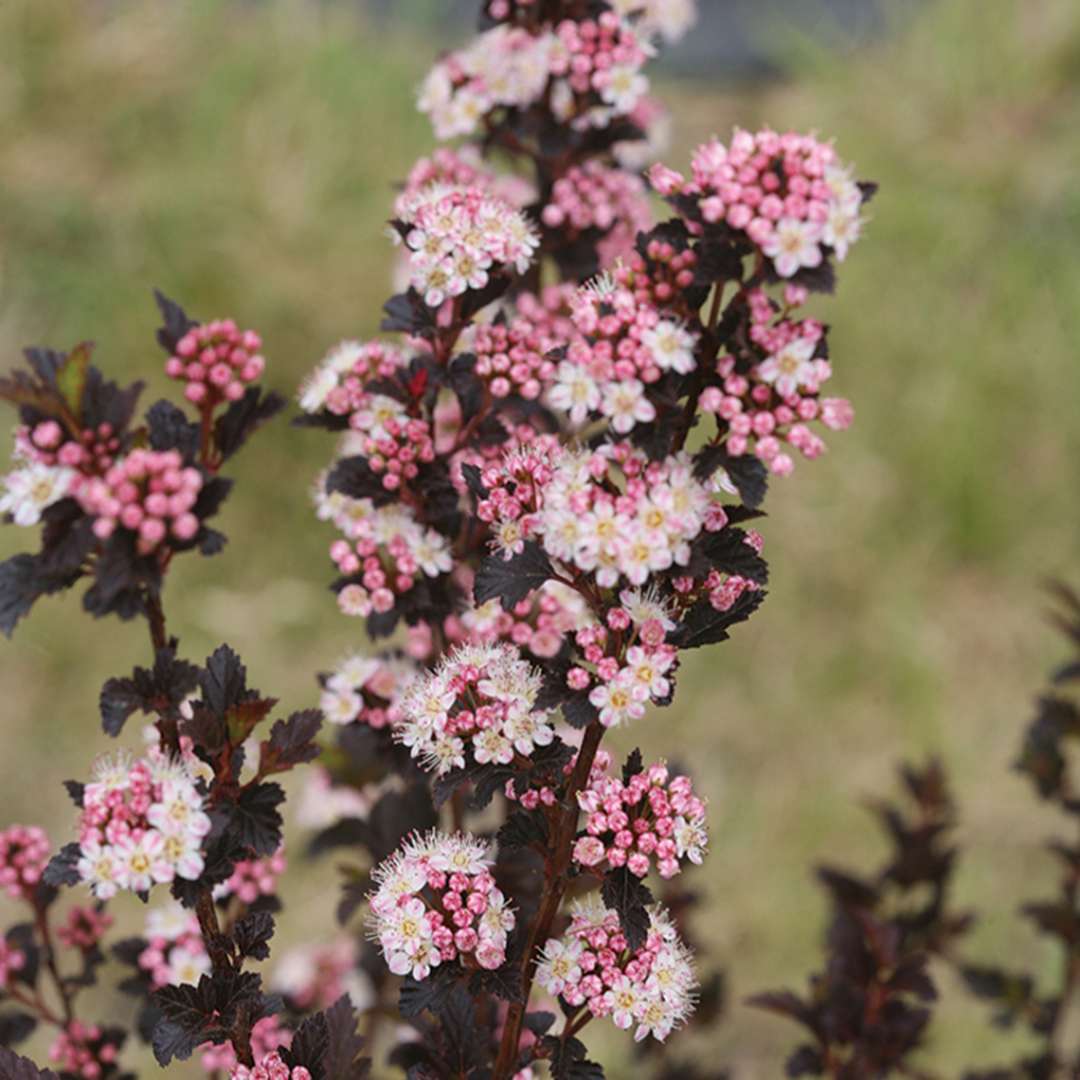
[
  {"left": 73, "top": 448, "right": 204, "bottom": 554},
  {"left": 137, "top": 904, "right": 208, "bottom": 990},
  {"left": 461, "top": 316, "right": 559, "bottom": 402},
  {"left": 536, "top": 897, "right": 696, "bottom": 1042},
  {"left": 542, "top": 162, "right": 653, "bottom": 269},
  {"left": 230, "top": 1051, "right": 310, "bottom": 1080},
  {"left": 396, "top": 146, "right": 534, "bottom": 219},
  {"left": 0, "top": 824, "right": 50, "bottom": 899},
  {"left": 573, "top": 760, "right": 707, "bottom": 880},
  {"left": 298, "top": 340, "right": 408, "bottom": 417},
  {"left": 165, "top": 319, "right": 265, "bottom": 407},
  {"left": 505, "top": 747, "right": 614, "bottom": 812},
  {"left": 321, "top": 495, "right": 452, "bottom": 619},
  {"left": 19, "top": 419, "right": 121, "bottom": 475},
  {"left": 354, "top": 403, "right": 436, "bottom": 494},
  {"left": 49, "top": 1022, "right": 122, "bottom": 1080},
  {"left": 56, "top": 906, "right": 114, "bottom": 952},
  {"left": 612, "top": 240, "right": 699, "bottom": 314},
  {"left": 474, "top": 436, "right": 561, "bottom": 558},
  {"left": 546, "top": 279, "right": 698, "bottom": 434},
  {"left": 671, "top": 530, "right": 764, "bottom": 614},
  {"left": 203, "top": 1016, "right": 290, "bottom": 1075},
  {"left": 0, "top": 937, "right": 26, "bottom": 985},
  {"left": 648, "top": 129, "right": 866, "bottom": 278},
  {"left": 550, "top": 15, "right": 653, "bottom": 121},
  {"left": 448, "top": 585, "right": 588, "bottom": 662},
  {"left": 74, "top": 752, "right": 210, "bottom": 899},
  {"left": 368, "top": 831, "right": 515, "bottom": 980},
  {"left": 396, "top": 644, "right": 556, "bottom": 776},
  {"left": 699, "top": 289, "right": 853, "bottom": 475},
  {"left": 394, "top": 184, "right": 539, "bottom": 309},
  {"left": 318, "top": 653, "right": 417, "bottom": 729},
  {"left": 215, "top": 845, "right": 287, "bottom": 905},
  {"left": 271, "top": 938, "right": 369, "bottom": 1011}
]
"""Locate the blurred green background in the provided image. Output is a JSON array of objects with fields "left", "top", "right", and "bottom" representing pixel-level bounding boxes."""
[{"left": 1, "top": 0, "right": 1078, "bottom": 1074}]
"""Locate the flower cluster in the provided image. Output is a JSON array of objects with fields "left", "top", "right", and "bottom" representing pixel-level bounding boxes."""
[
  {"left": 318, "top": 652, "right": 418, "bottom": 729},
  {"left": 549, "top": 14, "right": 653, "bottom": 126},
  {"left": 57, "top": 906, "right": 114, "bottom": 952},
  {"left": 73, "top": 448, "right": 204, "bottom": 555},
  {"left": 137, "top": 902, "right": 210, "bottom": 989},
  {"left": 0, "top": 823, "right": 50, "bottom": 899},
  {"left": 396, "top": 146, "right": 533, "bottom": 218},
  {"left": 449, "top": 586, "right": 588, "bottom": 662},
  {"left": 17, "top": 416, "right": 122, "bottom": 474},
  {"left": 459, "top": 316, "right": 559, "bottom": 403},
  {"left": 214, "top": 845, "right": 287, "bottom": 905},
  {"left": 272, "top": 938, "right": 372, "bottom": 1011},
  {"left": 297, "top": 339, "right": 408, "bottom": 417},
  {"left": 295, "top": 767, "right": 378, "bottom": 830},
  {"left": 164, "top": 318, "right": 265, "bottom": 407},
  {"left": 230, "top": 1052, "right": 311, "bottom": 1080},
  {"left": 320, "top": 492, "right": 453, "bottom": 619},
  {"left": 573, "top": 760, "right": 707, "bottom": 879},
  {"left": 541, "top": 161, "right": 653, "bottom": 270},
  {"left": 611, "top": 0, "right": 698, "bottom": 44},
  {"left": 48, "top": 1022, "right": 124, "bottom": 1080},
  {"left": 699, "top": 289, "right": 853, "bottom": 475},
  {"left": 547, "top": 278, "right": 698, "bottom": 434},
  {"left": 396, "top": 644, "right": 555, "bottom": 775},
  {"left": 536, "top": 897, "right": 696, "bottom": 1042},
  {"left": 535, "top": 444, "right": 723, "bottom": 587},
  {"left": 367, "top": 831, "right": 515, "bottom": 979},
  {"left": 649, "top": 129, "right": 867, "bottom": 278},
  {"left": 203, "top": 1017, "right": 291, "bottom": 1077},
  {"left": 419, "top": 25, "right": 558, "bottom": 140},
  {"left": 74, "top": 751, "right": 211, "bottom": 899},
  {"left": 393, "top": 184, "right": 538, "bottom": 309}
]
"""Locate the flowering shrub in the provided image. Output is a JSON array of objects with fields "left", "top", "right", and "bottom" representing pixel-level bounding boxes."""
[{"left": 0, "top": 1, "right": 918, "bottom": 1078}]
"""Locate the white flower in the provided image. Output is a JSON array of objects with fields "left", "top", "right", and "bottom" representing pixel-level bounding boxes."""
[
  {"left": 536, "top": 938, "right": 584, "bottom": 997},
  {"left": 673, "top": 816, "right": 708, "bottom": 866},
  {"left": 824, "top": 203, "right": 863, "bottom": 261},
  {"left": 606, "top": 974, "right": 647, "bottom": 1030},
  {"left": 600, "top": 64, "right": 649, "bottom": 114},
  {"left": 426, "top": 833, "right": 491, "bottom": 876},
  {"left": 762, "top": 217, "right": 824, "bottom": 278},
  {"left": 146, "top": 778, "right": 212, "bottom": 840},
  {"left": 113, "top": 833, "right": 172, "bottom": 893},
  {"left": 77, "top": 841, "right": 121, "bottom": 901},
  {"left": 547, "top": 362, "right": 600, "bottom": 425},
  {"left": 589, "top": 674, "right": 647, "bottom": 728},
  {"left": 601, "top": 379, "right": 656, "bottom": 434},
  {"left": 641, "top": 320, "right": 697, "bottom": 374},
  {"left": 756, "top": 336, "right": 817, "bottom": 399},
  {"left": 146, "top": 902, "right": 197, "bottom": 942},
  {"left": 0, "top": 463, "right": 74, "bottom": 526},
  {"left": 320, "top": 687, "right": 361, "bottom": 726},
  {"left": 297, "top": 363, "right": 340, "bottom": 414},
  {"left": 167, "top": 946, "right": 211, "bottom": 987},
  {"left": 330, "top": 653, "right": 381, "bottom": 692},
  {"left": 473, "top": 727, "right": 513, "bottom": 766},
  {"left": 383, "top": 897, "right": 432, "bottom": 956}
]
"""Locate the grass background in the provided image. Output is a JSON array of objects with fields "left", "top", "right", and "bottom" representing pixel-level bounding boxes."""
[{"left": 1, "top": 0, "right": 1078, "bottom": 1074}]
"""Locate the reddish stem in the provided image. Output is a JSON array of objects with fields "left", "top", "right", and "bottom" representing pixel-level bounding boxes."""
[{"left": 493, "top": 720, "right": 605, "bottom": 1079}]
